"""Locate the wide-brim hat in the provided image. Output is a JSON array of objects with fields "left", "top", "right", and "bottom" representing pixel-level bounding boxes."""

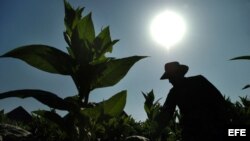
[{"left": 160, "top": 62, "right": 189, "bottom": 80}]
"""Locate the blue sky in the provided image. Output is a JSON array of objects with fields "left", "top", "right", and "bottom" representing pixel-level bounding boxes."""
[{"left": 0, "top": 0, "right": 250, "bottom": 121}]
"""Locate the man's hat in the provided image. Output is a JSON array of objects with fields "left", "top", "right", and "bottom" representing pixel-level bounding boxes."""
[{"left": 160, "top": 62, "right": 189, "bottom": 80}]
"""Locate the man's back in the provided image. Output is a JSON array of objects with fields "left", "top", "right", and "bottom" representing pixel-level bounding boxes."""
[
  {"left": 160, "top": 62, "right": 229, "bottom": 140},
  {"left": 170, "top": 75, "right": 227, "bottom": 140},
  {"left": 173, "top": 75, "right": 224, "bottom": 118}
]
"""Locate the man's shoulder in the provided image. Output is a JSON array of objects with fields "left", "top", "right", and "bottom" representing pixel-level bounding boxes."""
[
  {"left": 186, "top": 75, "right": 209, "bottom": 84},
  {"left": 187, "top": 75, "right": 206, "bottom": 80}
]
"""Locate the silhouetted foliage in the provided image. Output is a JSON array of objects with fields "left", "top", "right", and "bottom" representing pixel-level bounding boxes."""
[
  {"left": 224, "top": 96, "right": 250, "bottom": 126},
  {"left": 0, "top": 0, "right": 145, "bottom": 140},
  {"left": 1, "top": 0, "right": 250, "bottom": 141},
  {"left": 140, "top": 90, "right": 181, "bottom": 141}
]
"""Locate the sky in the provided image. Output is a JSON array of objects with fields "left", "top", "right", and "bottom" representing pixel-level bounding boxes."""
[{"left": 0, "top": 0, "right": 250, "bottom": 121}]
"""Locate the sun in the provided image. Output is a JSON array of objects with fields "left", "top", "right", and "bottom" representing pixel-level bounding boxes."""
[{"left": 150, "top": 10, "right": 187, "bottom": 49}]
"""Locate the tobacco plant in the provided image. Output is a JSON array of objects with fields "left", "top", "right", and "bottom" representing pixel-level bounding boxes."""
[
  {"left": 141, "top": 90, "right": 181, "bottom": 141},
  {"left": 0, "top": 1, "right": 145, "bottom": 140}
]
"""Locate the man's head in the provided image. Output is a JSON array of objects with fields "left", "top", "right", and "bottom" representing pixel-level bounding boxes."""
[{"left": 160, "top": 62, "right": 189, "bottom": 84}]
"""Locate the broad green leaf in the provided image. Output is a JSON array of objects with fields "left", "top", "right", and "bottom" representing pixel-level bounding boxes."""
[
  {"left": 64, "top": 0, "right": 84, "bottom": 36},
  {"left": 142, "top": 93, "right": 150, "bottom": 115},
  {"left": 0, "top": 45, "right": 74, "bottom": 75},
  {"left": 231, "top": 56, "right": 250, "bottom": 60},
  {"left": 142, "top": 90, "right": 154, "bottom": 117},
  {"left": 0, "top": 89, "right": 71, "bottom": 110},
  {"left": 93, "top": 39, "right": 119, "bottom": 62},
  {"left": 77, "top": 13, "right": 95, "bottom": 42},
  {"left": 71, "top": 29, "right": 88, "bottom": 64},
  {"left": 64, "top": 0, "right": 95, "bottom": 64},
  {"left": 82, "top": 90, "right": 127, "bottom": 118},
  {"left": 68, "top": 13, "right": 96, "bottom": 63},
  {"left": 95, "top": 27, "right": 112, "bottom": 52},
  {"left": 142, "top": 90, "right": 162, "bottom": 120},
  {"left": 94, "top": 27, "right": 116, "bottom": 54},
  {"left": 91, "top": 56, "right": 147, "bottom": 89},
  {"left": 144, "top": 90, "right": 155, "bottom": 108},
  {"left": 81, "top": 104, "right": 102, "bottom": 120},
  {"left": 93, "top": 27, "right": 119, "bottom": 63},
  {"left": 101, "top": 90, "right": 127, "bottom": 117}
]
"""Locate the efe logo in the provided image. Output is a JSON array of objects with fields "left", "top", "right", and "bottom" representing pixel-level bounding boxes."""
[{"left": 228, "top": 129, "right": 246, "bottom": 136}]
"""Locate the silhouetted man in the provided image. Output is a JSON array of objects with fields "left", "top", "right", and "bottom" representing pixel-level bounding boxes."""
[{"left": 158, "top": 62, "right": 228, "bottom": 141}]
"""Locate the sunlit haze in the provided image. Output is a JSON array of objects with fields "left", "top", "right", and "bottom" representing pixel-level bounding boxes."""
[{"left": 150, "top": 10, "right": 187, "bottom": 49}]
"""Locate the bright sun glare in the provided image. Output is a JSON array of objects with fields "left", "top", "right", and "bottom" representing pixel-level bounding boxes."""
[{"left": 150, "top": 10, "right": 187, "bottom": 49}]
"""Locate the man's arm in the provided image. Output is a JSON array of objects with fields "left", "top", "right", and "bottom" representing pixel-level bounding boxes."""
[{"left": 155, "top": 89, "right": 177, "bottom": 133}]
